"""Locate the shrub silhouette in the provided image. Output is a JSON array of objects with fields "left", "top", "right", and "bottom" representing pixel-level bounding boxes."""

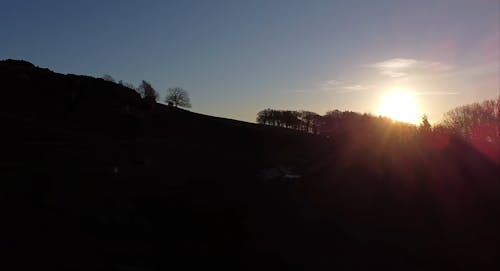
[{"left": 137, "top": 80, "right": 158, "bottom": 107}]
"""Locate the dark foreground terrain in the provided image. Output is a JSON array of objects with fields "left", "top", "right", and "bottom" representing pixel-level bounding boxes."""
[{"left": 1, "top": 60, "right": 499, "bottom": 270}]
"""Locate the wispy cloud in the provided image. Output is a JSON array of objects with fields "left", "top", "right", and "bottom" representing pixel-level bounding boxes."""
[
  {"left": 319, "top": 80, "right": 371, "bottom": 93},
  {"left": 341, "top": 84, "right": 370, "bottom": 92},
  {"left": 374, "top": 58, "right": 419, "bottom": 69},
  {"left": 319, "top": 80, "right": 344, "bottom": 91},
  {"left": 288, "top": 79, "right": 370, "bottom": 94},
  {"left": 371, "top": 58, "right": 453, "bottom": 78}
]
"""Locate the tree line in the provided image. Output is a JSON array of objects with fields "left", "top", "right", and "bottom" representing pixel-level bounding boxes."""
[
  {"left": 439, "top": 97, "right": 499, "bottom": 144},
  {"left": 256, "top": 108, "right": 415, "bottom": 135},
  {"left": 257, "top": 97, "right": 499, "bottom": 158},
  {"left": 257, "top": 109, "right": 321, "bottom": 133},
  {"left": 436, "top": 97, "right": 500, "bottom": 161}
]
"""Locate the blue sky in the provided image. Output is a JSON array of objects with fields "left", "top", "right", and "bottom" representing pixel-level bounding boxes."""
[{"left": 1, "top": 0, "right": 498, "bottom": 123}]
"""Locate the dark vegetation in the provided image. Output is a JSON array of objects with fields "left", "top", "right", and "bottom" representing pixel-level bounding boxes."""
[
  {"left": 165, "top": 87, "right": 191, "bottom": 108},
  {"left": 0, "top": 59, "right": 499, "bottom": 270}
]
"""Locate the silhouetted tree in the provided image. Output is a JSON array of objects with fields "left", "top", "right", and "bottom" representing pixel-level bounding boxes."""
[
  {"left": 257, "top": 109, "right": 320, "bottom": 131},
  {"left": 257, "top": 109, "right": 294, "bottom": 128},
  {"left": 257, "top": 109, "right": 272, "bottom": 125},
  {"left": 442, "top": 97, "right": 499, "bottom": 142},
  {"left": 165, "top": 87, "right": 191, "bottom": 108},
  {"left": 419, "top": 114, "right": 432, "bottom": 134},
  {"left": 440, "top": 97, "right": 500, "bottom": 161},
  {"left": 137, "top": 80, "right": 158, "bottom": 103},
  {"left": 299, "top": 111, "right": 321, "bottom": 133},
  {"left": 257, "top": 107, "right": 423, "bottom": 143}
]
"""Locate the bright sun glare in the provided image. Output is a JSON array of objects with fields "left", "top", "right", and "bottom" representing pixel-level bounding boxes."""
[{"left": 378, "top": 90, "right": 420, "bottom": 124}]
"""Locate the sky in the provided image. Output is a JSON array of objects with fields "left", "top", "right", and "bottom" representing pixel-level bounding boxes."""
[{"left": 1, "top": 0, "right": 498, "bottom": 123}]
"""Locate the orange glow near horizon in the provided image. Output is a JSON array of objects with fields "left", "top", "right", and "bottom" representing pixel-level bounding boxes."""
[{"left": 378, "top": 89, "right": 420, "bottom": 124}]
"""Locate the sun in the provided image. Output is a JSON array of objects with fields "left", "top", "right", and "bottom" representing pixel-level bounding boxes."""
[{"left": 378, "top": 90, "right": 419, "bottom": 124}]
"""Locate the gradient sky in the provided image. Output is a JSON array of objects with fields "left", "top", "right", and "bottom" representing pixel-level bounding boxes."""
[{"left": 1, "top": 0, "right": 498, "bottom": 123}]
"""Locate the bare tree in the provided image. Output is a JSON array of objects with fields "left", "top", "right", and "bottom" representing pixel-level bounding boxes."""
[
  {"left": 442, "top": 97, "right": 499, "bottom": 142},
  {"left": 165, "top": 87, "right": 191, "bottom": 108},
  {"left": 299, "top": 111, "right": 321, "bottom": 133},
  {"left": 137, "top": 80, "right": 158, "bottom": 102}
]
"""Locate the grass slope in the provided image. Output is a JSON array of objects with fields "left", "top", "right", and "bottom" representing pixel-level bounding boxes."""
[{"left": 0, "top": 60, "right": 498, "bottom": 270}]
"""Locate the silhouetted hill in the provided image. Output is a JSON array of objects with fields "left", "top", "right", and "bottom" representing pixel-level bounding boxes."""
[{"left": 0, "top": 60, "right": 498, "bottom": 270}]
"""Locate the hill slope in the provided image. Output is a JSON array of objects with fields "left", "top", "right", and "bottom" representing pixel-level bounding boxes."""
[{"left": 0, "top": 60, "right": 498, "bottom": 270}]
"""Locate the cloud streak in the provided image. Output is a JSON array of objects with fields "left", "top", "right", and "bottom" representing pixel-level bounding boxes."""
[
  {"left": 290, "top": 57, "right": 459, "bottom": 95},
  {"left": 371, "top": 58, "right": 453, "bottom": 78},
  {"left": 289, "top": 79, "right": 371, "bottom": 94},
  {"left": 319, "top": 80, "right": 371, "bottom": 93},
  {"left": 319, "top": 80, "right": 344, "bottom": 91}
]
